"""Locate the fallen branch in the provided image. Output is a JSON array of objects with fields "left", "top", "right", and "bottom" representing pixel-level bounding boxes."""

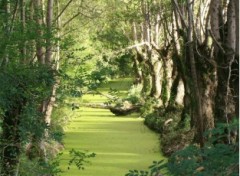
[
  {"left": 109, "top": 106, "right": 140, "bottom": 116},
  {"left": 83, "top": 103, "right": 110, "bottom": 109}
]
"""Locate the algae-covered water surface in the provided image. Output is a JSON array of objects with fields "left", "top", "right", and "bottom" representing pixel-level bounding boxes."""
[{"left": 59, "top": 79, "right": 165, "bottom": 176}]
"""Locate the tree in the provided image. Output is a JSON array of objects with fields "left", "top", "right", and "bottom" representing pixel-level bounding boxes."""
[
  {"left": 92, "top": 0, "right": 239, "bottom": 146},
  {"left": 0, "top": 0, "right": 58, "bottom": 174}
]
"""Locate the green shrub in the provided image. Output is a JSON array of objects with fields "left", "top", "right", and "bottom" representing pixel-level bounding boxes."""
[
  {"left": 144, "top": 107, "right": 193, "bottom": 156},
  {"left": 168, "top": 143, "right": 238, "bottom": 176},
  {"left": 168, "top": 121, "right": 239, "bottom": 176},
  {"left": 125, "top": 160, "right": 167, "bottom": 176},
  {"left": 144, "top": 112, "right": 162, "bottom": 132},
  {"left": 140, "top": 97, "right": 159, "bottom": 118}
]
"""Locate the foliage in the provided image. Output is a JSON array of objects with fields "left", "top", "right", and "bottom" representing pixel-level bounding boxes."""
[
  {"left": 126, "top": 170, "right": 149, "bottom": 176},
  {"left": 67, "top": 149, "right": 96, "bottom": 171},
  {"left": 144, "top": 107, "right": 193, "bottom": 155},
  {"left": 97, "top": 28, "right": 129, "bottom": 49},
  {"left": 103, "top": 81, "right": 143, "bottom": 108},
  {"left": 18, "top": 148, "right": 96, "bottom": 176},
  {"left": 0, "top": 64, "right": 54, "bottom": 142},
  {"left": 50, "top": 106, "right": 67, "bottom": 143},
  {"left": 140, "top": 98, "right": 159, "bottom": 118},
  {"left": 144, "top": 112, "right": 162, "bottom": 132},
  {"left": 0, "top": 64, "right": 57, "bottom": 175},
  {"left": 168, "top": 143, "right": 238, "bottom": 176},
  {"left": 168, "top": 121, "right": 239, "bottom": 176},
  {"left": 18, "top": 153, "right": 63, "bottom": 176},
  {"left": 113, "top": 52, "right": 135, "bottom": 77},
  {"left": 58, "top": 51, "right": 101, "bottom": 100},
  {"left": 125, "top": 160, "right": 166, "bottom": 176},
  {"left": 126, "top": 121, "right": 239, "bottom": 176},
  {"left": 144, "top": 107, "right": 183, "bottom": 133},
  {"left": 205, "top": 119, "right": 239, "bottom": 145},
  {"left": 125, "top": 84, "right": 143, "bottom": 104}
]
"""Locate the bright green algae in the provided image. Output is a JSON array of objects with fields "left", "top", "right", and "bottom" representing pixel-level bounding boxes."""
[{"left": 59, "top": 79, "right": 165, "bottom": 176}]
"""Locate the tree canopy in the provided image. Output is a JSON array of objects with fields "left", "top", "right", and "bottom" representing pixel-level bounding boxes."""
[{"left": 0, "top": 0, "right": 238, "bottom": 175}]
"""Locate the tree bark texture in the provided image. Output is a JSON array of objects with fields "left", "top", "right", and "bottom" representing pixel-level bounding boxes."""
[
  {"left": 150, "top": 59, "right": 162, "bottom": 99},
  {"left": 213, "top": 0, "right": 237, "bottom": 122},
  {"left": 187, "top": 0, "right": 204, "bottom": 146},
  {"left": 34, "top": 0, "right": 45, "bottom": 64}
]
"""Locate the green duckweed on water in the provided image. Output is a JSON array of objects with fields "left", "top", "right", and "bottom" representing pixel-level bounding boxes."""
[{"left": 59, "top": 79, "right": 166, "bottom": 176}]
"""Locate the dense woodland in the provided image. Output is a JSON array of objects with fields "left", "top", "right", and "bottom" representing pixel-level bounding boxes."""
[{"left": 0, "top": 0, "right": 239, "bottom": 176}]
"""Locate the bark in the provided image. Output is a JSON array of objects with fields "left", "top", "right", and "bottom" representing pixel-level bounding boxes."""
[
  {"left": 174, "top": 78, "right": 184, "bottom": 105},
  {"left": 214, "top": 0, "right": 236, "bottom": 122},
  {"left": 172, "top": 3, "right": 192, "bottom": 127},
  {"left": 172, "top": 0, "right": 217, "bottom": 145},
  {"left": 44, "top": 0, "right": 55, "bottom": 126},
  {"left": 44, "top": 82, "right": 58, "bottom": 126},
  {"left": 54, "top": 0, "right": 74, "bottom": 22},
  {"left": 193, "top": 0, "right": 217, "bottom": 136},
  {"left": 198, "top": 66, "right": 216, "bottom": 132},
  {"left": 187, "top": 0, "right": 204, "bottom": 146},
  {"left": 150, "top": 59, "right": 162, "bottom": 98},
  {"left": 34, "top": 0, "right": 45, "bottom": 64},
  {"left": 232, "top": 0, "right": 239, "bottom": 117},
  {"left": 27, "top": 0, "right": 56, "bottom": 164},
  {"left": 141, "top": 62, "right": 152, "bottom": 96},
  {"left": 164, "top": 58, "right": 174, "bottom": 106},
  {"left": 56, "top": 0, "right": 60, "bottom": 70},
  {"left": 45, "top": 0, "right": 53, "bottom": 64},
  {"left": 155, "top": 13, "right": 160, "bottom": 46},
  {"left": 133, "top": 53, "right": 143, "bottom": 84},
  {"left": 20, "top": 0, "right": 27, "bottom": 63},
  {"left": 170, "top": 9, "right": 185, "bottom": 107},
  {"left": 236, "top": 0, "right": 239, "bottom": 58},
  {"left": 168, "top": 72, "right": 182, "bottom": 107},
  {"left": 0, "top": 0, "right": 10, "bottom": 66},
  {"left": 132, "top": 22, "right": 144, "bottom": 84}
]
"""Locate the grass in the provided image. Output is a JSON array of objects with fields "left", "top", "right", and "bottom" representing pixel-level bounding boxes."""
[{"left": 59, "top": 78, "right": 166, "bottom": 176}]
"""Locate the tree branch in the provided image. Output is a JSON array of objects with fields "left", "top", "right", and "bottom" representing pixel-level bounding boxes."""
[
  {"left": 172, "top": 0, "right": 188, "bottom": 29},
  {"left": 54, "top": 0, "right": 75, "bottom": 23},
  {"left": 208, "top": 29, "right": 226, "bottom": 54},
  {"left": 62, "top": 11, "right": 94, "bottom": 28}
]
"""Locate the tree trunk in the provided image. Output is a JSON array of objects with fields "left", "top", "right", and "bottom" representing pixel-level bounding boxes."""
[
  {"left": 198, "top": 69, "right": 216, "bottom": 132},
  {"left": 141, "top": 62, "right": 152, "bottom": 96},
  {"left": 0, "top": 0, "right": 10, "bottom": 66},
  {"left": 34, "top": 0, "right": 45, "bottom": 64},
  {"left": 44, "top": 0, "right": 54, "bottom": 126},
  {"left": 162, "top": 58, "right": 173, "bottom": 106},
  {"left": 150, "top": 59, "right": 162, "bottom": 99},
  {"left": 133, "top": 53, "right": 143, "bottom": 84},
  {"left": 234, "top": 0, "right": 239, "bottom": 118},
  {"left": 45, "top": 0, "right": 53, "bottom": 65},
  {"left": 172, "top": 3, "right": 191, "bottom": 127},
  {"left": 187, "top": 0, "right": 204, "bottom": 146},
  {"left": 213, "top": 0, "right": 236, "bottom": 122}
]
